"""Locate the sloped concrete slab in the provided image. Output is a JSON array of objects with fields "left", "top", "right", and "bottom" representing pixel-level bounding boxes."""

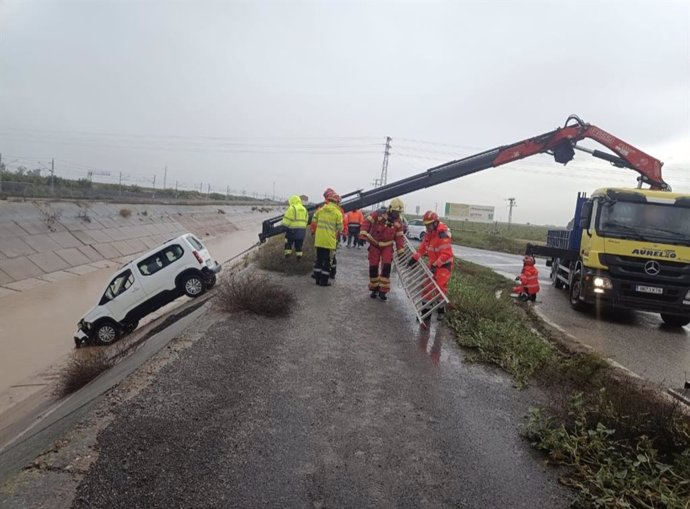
[
  {"left": 0, "top": 269, "right": 13, "bottom": 285},
  {"left": 55, "top": 248, "right": 92, "bottom": 266},
  {"left": 0, "top": 221, "right": 26, "bottom": 239},
  {"left": 111, "top": 240, "right": 138, "bottom": 256},
  {"left": 0, "top": 258, "right": 43, "bottom": 281},
  {"left": 139, "top": 236, "right": 162, "bottom": 249},
  {"left": 124, "top": 238, "right": 148, "bottom": 254},
  {"left": 28, "top": 252, "right": 70, "bottom": 272},
  {"left": 83, "top": 229, "right": 114, "bottom": 243},
  {"left": 69, "top": 229, "right": 99, "bottom": 246},
  {"left": 90, "top": 260, "right": 117, "bottom": 269},
  {"left": 65, "top": 264, "right": 99, "bottom": 275},
  {"left": 22, "top": 235, "right": 63, "bottom": 253},
  {"left": 77, "top": 245, "right": 104, "bottom": 263},
  {"left": 39, "top": 270, "right": 77, "bottom": 282},
  {"left": 105, "top": 228, "right": 127, "bottom": 241},
  {"left": 0, "top": 238, "right": 36, "bottom": 258},
  {"left": 4, "top": 277, "right": 48, "bottom": 291},
  {"left": 14, "top": 219, "right": 53, "bottom": 235},
  {"left": 92, "top": 243, "right": 122, "bottom": 259},
  {"left": 0, "top": 286, "right": 19, "bottom": 298},
  {"left": 48, "top": 232, "right": 82, "bottom": 249}
]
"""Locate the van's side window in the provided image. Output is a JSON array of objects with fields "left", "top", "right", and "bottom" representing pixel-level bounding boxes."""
[
  {"left": 137, "top": 245, "right": 184, "bottom": 276},
  {"left": 103, "top": 270, "right": 134, "bottom": 302},
  {"left": 187, "top": 235, "right": 204, "bottom": 250}
]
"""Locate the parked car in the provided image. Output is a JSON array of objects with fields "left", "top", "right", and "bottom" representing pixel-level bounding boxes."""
[
  {"left": 74, "top": 233, "right": 221, "bottom": 346},
  {"left": 405, "top": 219, "right": 426, "bottom": 241}
]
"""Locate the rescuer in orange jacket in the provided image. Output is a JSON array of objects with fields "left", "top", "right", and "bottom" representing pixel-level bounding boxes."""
[
  {"left": 407, "top": 211, "right": 455, "bottom": 319},
  {"left": 345, "top": 208, "right": 365, "bottom": 248},
  {"left": 359, "top": 198, "right": 405, "bottom": 301},
  {"left": 511, "top": 255, "right": 540, "bottom": 301}
]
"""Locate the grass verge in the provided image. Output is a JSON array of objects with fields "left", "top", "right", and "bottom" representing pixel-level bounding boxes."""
[
  {"left": 216, "top": 270, "right": 295, "bottom": 317},
  {"left": 254, "top": 234, "right": 316, "bottom": 275},
  {"left": 445, "top": 259, "right": 690, "bottom": 507}
]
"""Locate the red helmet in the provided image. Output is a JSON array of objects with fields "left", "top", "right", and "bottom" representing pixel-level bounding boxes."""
[
  {"left": 523, "top": 255, "right": 535, "bottom": 266},
  {"left": 422, "top": 211, "right": 439, "bottom": 225},
  {"left": 323, "top": 187, "right": 335, "bottom": 199}
]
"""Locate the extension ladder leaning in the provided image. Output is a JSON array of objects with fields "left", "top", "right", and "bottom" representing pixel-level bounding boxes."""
[{"left": 393, "top": 236, "right": 450, "bottom": 325}]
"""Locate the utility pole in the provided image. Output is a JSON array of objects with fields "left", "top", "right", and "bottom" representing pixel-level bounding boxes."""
[
  {"left": 119, "top": 172, "right": 123, "bottom": 196},
  {"left": 272, "top": 181, "right": 276, "bottom": 201},
  {"left": 163, "top": 165, "right": 167, "bottom": 190},
  {"left": 0, "top": 153, "right": 3, "bottom": 193},
  {"left": 207, "top": 183, "right": 211, "bottom": 196},
  {"left": 226, "top": 185, "right": 229, "bottom": 200},
  {"left": 506, "top": 197, "right": 517, "bottom": 228},
  {"left": 379, "top": 136, "right": 392, "bottom": 186},
  {"left": 50, "top": 158, "right": 55, "bottom": 194}
]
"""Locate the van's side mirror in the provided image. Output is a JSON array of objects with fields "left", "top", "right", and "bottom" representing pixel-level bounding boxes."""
[{"left": 579, "top": 201, "right": 593, "bottom": 230}]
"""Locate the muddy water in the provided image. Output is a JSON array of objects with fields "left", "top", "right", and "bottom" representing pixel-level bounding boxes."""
[{"left": 0, "top": 222, "right": 266, "bottom": 407}]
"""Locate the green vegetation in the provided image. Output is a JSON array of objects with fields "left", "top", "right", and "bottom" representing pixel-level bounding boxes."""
[
  {"left": 445, "top": 260, "right": 690, "bottom": 507},
  {"left": 255, "top": 234, "right": 316, "bottom": 275},
  {"left": 446, "top": 219, "right": 552, "bottom": 254},
  {"left": 217, "top": 271, "right": 295, "bottom": 317}
]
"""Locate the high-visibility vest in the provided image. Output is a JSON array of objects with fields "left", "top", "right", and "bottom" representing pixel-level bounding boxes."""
[{"left": 312, "top": 203, "right": 343, "bottom": 250}]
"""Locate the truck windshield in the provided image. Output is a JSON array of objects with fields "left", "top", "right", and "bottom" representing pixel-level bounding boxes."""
[{"left": 598, "top": 201, "right": 690, "bottom": 246}]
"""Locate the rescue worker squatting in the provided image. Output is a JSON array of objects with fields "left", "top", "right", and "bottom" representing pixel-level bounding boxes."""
[
  {"left": 281, "top": 195, "right": 308, "bottom": 258},
  {"left": 408, "top": 210, "right": 455, "bottom": 319},
  {"left": 360, "top": 198, "right": 405, "bottom": 302},
  {"left": 511, "top": 255, "right": 540, "bottom": 301}
]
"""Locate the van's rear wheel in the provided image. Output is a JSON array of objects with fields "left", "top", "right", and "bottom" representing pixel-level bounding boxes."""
[
  {"left": 93, "top": 321, "right": 119, "bottom": 346},
  {"left": 660, "top": 314, "right": 690, "bottom": 327},
  {"left": 182, "top": 274, "right": 205, "bottom": 297}
]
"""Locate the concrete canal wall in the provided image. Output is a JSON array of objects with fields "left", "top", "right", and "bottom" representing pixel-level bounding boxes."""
[{"left": 0, "top": 200, "right": 274, "bottom": 294}]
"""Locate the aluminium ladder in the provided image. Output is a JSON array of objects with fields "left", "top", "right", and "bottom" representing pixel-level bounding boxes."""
[{"left": 393, "top": 236, "right": 450, "bottom": 325}]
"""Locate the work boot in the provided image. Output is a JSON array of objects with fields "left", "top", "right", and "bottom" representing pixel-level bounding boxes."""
[
  {"left": 370, "top": 290, "right": 379, "bottom": 299},
  {"left": 319, "top": 274, "right": 332, "bottom": 287},
  {"left": 378, "top": 292, "right": 388, "bottom": 301}
]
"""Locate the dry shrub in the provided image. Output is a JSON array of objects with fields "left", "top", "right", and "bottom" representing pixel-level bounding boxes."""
[
  {"left": 55, "top": 348, "right": 113, "bottom": 397},
  {"left": 119, "top": 208, "right": 132, "bottom": 218},
  {"left": 217, "top": 271, "right": 295, "bottom": 317},
  {"left": 254, "top": 235, "right": 315, "bottom": 275}
]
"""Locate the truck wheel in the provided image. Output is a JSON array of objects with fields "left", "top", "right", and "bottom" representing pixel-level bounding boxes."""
[
  {"left": 93, "top": 320, "right": 120, "bottom": 346},
  {"left": 660, "top": 314, "right": 690, "bottom": 327},
  {"left": 569, "top": 271, "right": 588, "bottom": 311},
  {"left": 182, "top": 273, "right": 205, "bottom": 297}
]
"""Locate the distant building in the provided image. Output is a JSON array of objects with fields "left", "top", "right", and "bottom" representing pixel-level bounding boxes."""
[{"left": 444, "top": 202, "right": 495, "bottom": 223}]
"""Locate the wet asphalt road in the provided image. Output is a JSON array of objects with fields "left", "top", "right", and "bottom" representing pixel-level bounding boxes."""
[
  {"left": 73, "top": 246, "right": 572, "bottom": 508},
  {"left": 453, "top": 244, "right": 690, "bottom": 389}
]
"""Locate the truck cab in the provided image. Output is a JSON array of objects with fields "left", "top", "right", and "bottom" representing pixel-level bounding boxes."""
[{"left": 546, "top": 188, "right": 690, "bottom": 326}]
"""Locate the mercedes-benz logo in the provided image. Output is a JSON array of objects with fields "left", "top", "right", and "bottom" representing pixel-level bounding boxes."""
[{"left": 644, "top": 260, "right": 661, "bottom": 276}]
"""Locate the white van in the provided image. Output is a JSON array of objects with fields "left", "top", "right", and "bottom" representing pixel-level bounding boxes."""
[{"left": 74, "top": 233, "right": 221, "bottom": 346}]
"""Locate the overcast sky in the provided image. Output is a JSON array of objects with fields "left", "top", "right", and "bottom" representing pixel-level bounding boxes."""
[{"left": 1, "top": 0, "right": 688, "bottom": 225}]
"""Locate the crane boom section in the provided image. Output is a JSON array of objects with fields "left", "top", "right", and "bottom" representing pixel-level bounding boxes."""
[{"left": 259, "top": 115, "right": 667, "bottom": 242}]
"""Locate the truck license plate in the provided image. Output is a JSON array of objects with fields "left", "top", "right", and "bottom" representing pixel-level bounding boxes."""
[{"left": 636, "top": 285, "right": 663, "bottom": 295}]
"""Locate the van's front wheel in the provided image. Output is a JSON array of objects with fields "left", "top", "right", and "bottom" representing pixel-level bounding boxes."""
[
  {"left": 182, "top": 274, "right": 205, "bottom": 297},
  {"left": 93, "top": 321, "right": 120, "bottom": 346}
]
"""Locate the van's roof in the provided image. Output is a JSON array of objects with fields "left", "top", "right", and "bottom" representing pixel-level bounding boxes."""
[{"left": 120, "top": 232, "right": 196, "bottom": 269}]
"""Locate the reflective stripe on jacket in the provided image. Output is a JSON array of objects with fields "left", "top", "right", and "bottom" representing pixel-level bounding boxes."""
[
  {"left": 412, "top": 222, "right": 455, "bottom": 268},
  {"left": 312, "top": 202, "right": 344, "bottom": 250},
  {"left": 519, "top": 265, "right": 540, "bottom": 294},
  {"left": 360, "top": 210, "right": 404, "bottom": 253},
  {"left": 281, "top": 195, "right": 308, "bottom": 229}
]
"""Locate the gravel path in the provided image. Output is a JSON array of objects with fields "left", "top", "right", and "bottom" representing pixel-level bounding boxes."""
[{"left": 73, "top": 246, "right": 572, "bottom": 508}]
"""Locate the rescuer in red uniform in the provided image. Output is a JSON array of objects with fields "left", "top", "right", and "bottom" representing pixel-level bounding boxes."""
[
  {"left": 359, "top": 198, "right": 405, "bottom": 301},
  {"left": 408, "top": 211, "right": 455, "bottom": 319},
  {"left": 511, "top": 255, "right": 540, "bottom": 301}
]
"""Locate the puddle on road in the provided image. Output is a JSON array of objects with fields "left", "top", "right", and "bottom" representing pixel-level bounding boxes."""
[{"left": 0, "top": 223, "right": 265, "bottom": 411}]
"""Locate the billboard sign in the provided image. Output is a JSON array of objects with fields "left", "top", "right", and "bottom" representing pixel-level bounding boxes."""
[{"left": 444, "top": 202, "right": 494, "bottom": 223}]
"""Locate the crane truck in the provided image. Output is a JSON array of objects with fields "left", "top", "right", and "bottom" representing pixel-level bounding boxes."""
[{"left": 259, "top": 114, "right": 690, "bottom": 327}]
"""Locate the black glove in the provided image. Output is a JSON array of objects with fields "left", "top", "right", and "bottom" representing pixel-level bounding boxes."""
[
  {"left": 430, "top": 265, "right": 437, "bottom": 274},
  {"left": 407, "top": 258, "right": 417, "bottom": 267}
]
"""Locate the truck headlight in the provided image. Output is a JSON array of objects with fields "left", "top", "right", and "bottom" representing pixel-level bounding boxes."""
[{"left": 593, "top": 277, "right": 612, "bottom": 290}]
